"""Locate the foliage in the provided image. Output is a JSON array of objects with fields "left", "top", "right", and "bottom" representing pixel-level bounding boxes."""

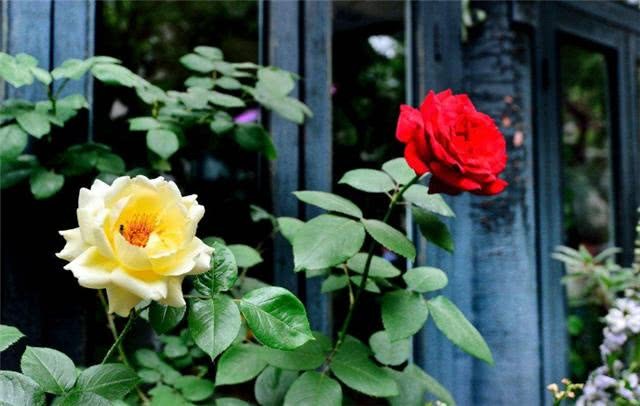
[
  {"left": 0, "top": 47, "right": 310, "bottom": 199},
  {"left": 0, "top": 46, "right": 497, "bottom": 405},
  {"left": 0, "top": 325, "right": 139, "bottom": 405},
  {"left": 553, "top": 210, "right": 640, "bottom": 404}
]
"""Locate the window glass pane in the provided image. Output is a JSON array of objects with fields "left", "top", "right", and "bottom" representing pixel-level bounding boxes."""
[
  {"left": 331, "top": 0, "right": 406, "bottom": 343},
  {"left": 95, "top": 1, "right": 260, "bottom": 243},
  {"left": 94, "top": 0, "right": 260, "bottom": 360},
  {"left": 333, "top": 1, "right": 406, "bottom": 181},
  {"left": 559, "top": 42, "right": 613, "bottom": 381}
]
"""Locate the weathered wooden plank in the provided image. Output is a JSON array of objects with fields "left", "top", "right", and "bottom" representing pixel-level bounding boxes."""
[
  {"left": 302, "top": 0, "right": 332, "bottom": 335},
  {"left": 4, "top": 0, "right": 52, "bottom": 99},
  {"left": 410, "top": 2, "right": 474, "bottom": 405},
  {"left": 535, "top": 3, "right": 569, "bottom": 400},
  {"left": 266, "top": 0, "right": 301, "bottom": 295},
  {"left": 53, "top": 0, "right": 95, "bottom": 100},
  {"left": 615, "top": 32, "right": 640, "bottom": 265},
  {"left": 1, "top": 0, "right": 53, "bottom": 370}
]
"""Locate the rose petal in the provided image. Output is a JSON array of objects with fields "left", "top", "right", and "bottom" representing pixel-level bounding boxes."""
[
  {"left": 64, "top": 247, "right": 115, "bottom": 289},
  {"left": 56, "top": 228, "right": 89, "bottom": 262},
  {"left": 106, "top": 286, "right": 142, "bottom": 317},
  {"left": 157, "top": 277, "right": 186, "bottom": 307}
]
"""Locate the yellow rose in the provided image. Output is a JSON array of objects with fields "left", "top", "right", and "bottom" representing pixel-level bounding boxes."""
[{"left": 56, "top": 175, "right": 213, "bottom": 316}]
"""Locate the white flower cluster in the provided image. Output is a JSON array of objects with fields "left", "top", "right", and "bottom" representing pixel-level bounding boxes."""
[{"left": 578, "top": 294, "right": 640, "bottom": 405}]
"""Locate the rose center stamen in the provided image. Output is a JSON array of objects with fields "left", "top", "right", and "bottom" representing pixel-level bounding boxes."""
[{"left": 120, "top": 213, "right": 155, "bottom": 247}]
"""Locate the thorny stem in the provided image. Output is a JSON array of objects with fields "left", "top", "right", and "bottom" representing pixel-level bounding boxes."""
[
  {"left": 98, "top": 291, "right": 150, "bottom": 405},
  {"left": 322, "top": 175, "right": 420, "bottom": 372}
]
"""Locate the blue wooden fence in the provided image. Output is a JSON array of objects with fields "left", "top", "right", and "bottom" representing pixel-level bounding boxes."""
[{"left": 3, "top": 1, "right": 640, "bottom": 405}]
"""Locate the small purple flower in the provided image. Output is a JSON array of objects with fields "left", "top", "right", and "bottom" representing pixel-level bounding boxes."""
[{"left": 234, "top": 108, "right": 260, "bottom": 124}]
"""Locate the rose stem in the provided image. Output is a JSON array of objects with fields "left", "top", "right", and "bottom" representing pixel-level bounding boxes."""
[
  {"left": 98, "top": 291, "right": 150, "bottom": 404},
  {"left": 322, "top": 175, "right": 420, "bottom": 372}
]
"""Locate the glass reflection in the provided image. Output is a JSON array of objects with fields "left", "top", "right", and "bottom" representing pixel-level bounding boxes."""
[{"left": 560, "top": 42, "right": 613, "bottom": 381}]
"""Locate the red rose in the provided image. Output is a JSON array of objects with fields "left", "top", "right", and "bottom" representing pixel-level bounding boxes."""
[{"left": 396, "top": 89, "right": 508, "bottom": 195}]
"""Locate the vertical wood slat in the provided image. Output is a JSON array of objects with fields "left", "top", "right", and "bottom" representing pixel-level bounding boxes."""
[
  {"left": 302, "top": 0, "right": 332, "bottom": 335},
  {"left": 535, "top": 4, "right": 569, "bottom": 400},
  {"left": 4, "top": 0, "right": 52, "bottom": 99},
  {"left": 617, "top": 32, "right": 640, "bottom": 265},
  {"left": 410, "top": 2, "right": 475, "bottom": 405},
  {"left": 267, "top": 0, "right": 301, "bottom": 295},
  {"left": 1, "top": 1, "right": 96, "bottom": 367},
  {"left": 1, "top": 1, "right": 53, "bottom": 368}
]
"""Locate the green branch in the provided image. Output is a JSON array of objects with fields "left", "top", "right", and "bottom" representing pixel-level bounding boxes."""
[{"left": 322, "top": 175, "right": 420, "bottom": 371}]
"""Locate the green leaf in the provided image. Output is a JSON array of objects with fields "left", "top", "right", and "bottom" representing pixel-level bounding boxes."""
[
  {"left": 277, "top": 217, "right": 304, "bottom": 244},
  {"left": 138, "top": 369, "right": 161, "bottom": 384},
  {"left": 209, "top": 91, "right": 245, "bottom": 108},
  {"left": 350, "top": 275, "right": 380, "bottom": 293},
  {"left": 163, "top": 341, "right": 188, "bottom": 359},
  {"left": 188, "top": 295, "right": 241, "bottom": 360},
  {"left": 212, "top": 61, "right": 237, "bottom": 76},
  {"left": 293, "top": 214, "right": 365, "bottom": 272},
  {"left": 321, "top": 275, "right": 349, "bottom": 293},
  {"left": 216, "top": 76, "right": 242, "bottom": 90},
  {"left": 133, "top": 349, "right": 163, "bottom": 369},
  {"left": 53, "top": 392, "right": 111, "bottom": 406},
  {"left": 0, "top": 53, "right": 34, "bottom": 87},
  {"left": 57, "top": 94, "right": 89, "bottom": 110},
  {"left": 129, "top": 117, "right": 162, "bottom": 131},
  {"left": 149, "top": 303, "right": 186, "bottom": 334},
  {"left": 260, "top": 96, "right": 308, "bottom": 124},
  {"left": 239, "top": 286, "right": 313, "bottom": 350},
  {"left": 194, "top": 241, "right": 237, "bottom": 295},
  {"left": 369, "top": 331, "right": 410, "bottom": 366},
  {"left": 0, "top": 324, "right": 24, "bottom": 352},
  {"left": 15, "top": 53, "right": 38, "bottom": 68},
  {"left": 382, "top": 158, "right": 416, "bottom": 185},
  {"left": 16, "top": 111, "right": 50, "bottom": 138},
  {"left": 293, "top": 191, "right": 362, "bottom": 218},
  {"left": 29, "top": 169, "right": 64, "bottom": 200},
  {"left": 427, "top": 296, "right": 493, "bottom": 364},
  {"left": 257, "top": 67, "right": 296, "bottom": 96},
  {"left": 20, "top": 346, "right": 76, "bottom": 394},
  {"left": 146, "top": 129, "right": 179, "bottom": 159},
  {"left": 51, "top": 58, "right": 92, "bottom": 80},
  {"left": 96, "top": 152, "right": 125, "bottom": 174},
  {"left": 404, "top": 185, "right": 455, "bottom": 217},
  {"left": 346, "top": 253, "right": 401, "bottom": 278},
  {"left": 194, "top": 46, "right": 224, "bottom": 61},
  {"left": 233, "top": 124, "right": 276, "bottom": 159},
  {"left": 216, "top": 398, "right": 250, "bottom": 406},
  {"left": 75, "top": 363, "right": 139, "bottom": 400},
  {"left": 338, "top": 169, "right": 395, "bottom": 193},
  {"left": 258, "top": 332, "right": 330, "bottom": 371},
  {"left": 386, "top": 367, "right": 425, "bottom": 406},
  {"left": 174, "top": 376, "right": 214, "bottom": 402},
  {"left": 215, "top": 343, "right": 268, "bottom": 385},
  {"left": 209, "top": 111, "right": 234, "bottom": 134},
  {"left": 400, "top": 364, "right": 456, "bottom": 406},
  {"left": 283, "top": 371, "right": 342, "bottom": 406},
  {"left": 148, "top": 385, "right": 188, "bottom": 406},
  {"left": 185, "top": 76, "right": 214, "bottom": 89},
  {"left": 0, "top": 371, "right": 45, "bottom": 406},
  {"left": 29, "top": 67, "right": 51, "bottom": 85},
  {"left": 413, "top": 207, "right": 454, "bottom": 253},
  {"left": 91, "top": 63, "right": 141, "bottom": 87},
  {"left": 330, "top": 336, "right": 398, "bottom": 397},
  {"left": 255, "top": 367, "right": 298, "bottom": 406},
  {"left": 361, "top": 219, "right": 416, "bottom": 260},
  {"left": 228, "top": 244, "right": 263, "bottom": 268},
  {"left": 180, "top": 53, "right": 215, "bottom": 72},
  {"left": 1, "top": 154, "right": 38, "bottom": 189},
  {"left": 403, "top": 267, "right": 448, "bottom": 293},
  {"left": 382, "top": 290, "right": 428, "bottom": 341}
]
